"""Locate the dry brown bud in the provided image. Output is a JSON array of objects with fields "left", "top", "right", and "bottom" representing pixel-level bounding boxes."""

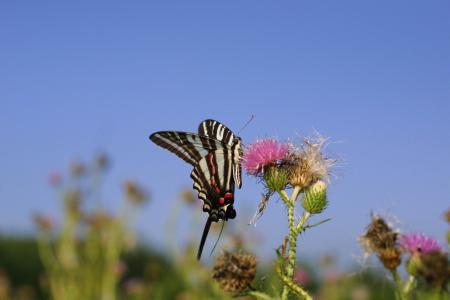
[
  {"left": 379, "top": 248, "right": 401, "bottom": 270},
  {"left": 123, "top": 180, "right": 148, "bottom": 204},
  {"left": 212, "top": 251, "right": 257, "bottom": 293}
]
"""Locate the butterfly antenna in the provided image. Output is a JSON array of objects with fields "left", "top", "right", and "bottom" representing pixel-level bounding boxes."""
[
  {"left": 209, "top": 220, "right": 225, "bottom": 257},
  {"left": 237, "top": 115, "right": 254, "bottom": 135},
  {"left": 197, "top": 218, "right": 212, "bottom": 260}
]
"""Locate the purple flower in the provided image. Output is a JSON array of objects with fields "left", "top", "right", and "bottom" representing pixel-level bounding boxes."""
[
  {"left": 242, "top": 139, "right": 289, "bottom": 175},
  {"left": 399, "top": 233, "right": 442, "bottom": 255}
]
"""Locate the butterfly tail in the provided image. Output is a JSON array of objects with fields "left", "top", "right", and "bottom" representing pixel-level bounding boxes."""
[{"left": 197, "top": 218, "right": 212, "bottom": 260}]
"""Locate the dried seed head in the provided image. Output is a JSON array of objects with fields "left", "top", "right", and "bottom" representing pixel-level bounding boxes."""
[
  {"left": 360, "top": 215, "right": 398, "bottom": 254},
  {"left": 123, "top": 180, "right": 148, "bottom": 204},
  {"left": 378, "top": 248, "right": 401, "bottom": 270},
  {"left": 360, "top": 215, "right": 402, "bottom": 270},
  {"left": 286, "top": 137, "right": 334, "bottom": 190},
  {"left": 212, "top": 251, "right": 257, "bottom": 293},
  {"left": 416, "top": 251, "right": 450, "bottom": 290}
]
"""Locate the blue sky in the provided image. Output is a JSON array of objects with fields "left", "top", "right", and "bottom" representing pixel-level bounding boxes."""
[{"left": 1, "top": 1, "right": 450, "bottom": 263}]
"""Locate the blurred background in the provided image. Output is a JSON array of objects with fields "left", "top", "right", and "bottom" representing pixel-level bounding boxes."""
[{"left": 1, "top": 1, "right": 449, "bottom": 299}]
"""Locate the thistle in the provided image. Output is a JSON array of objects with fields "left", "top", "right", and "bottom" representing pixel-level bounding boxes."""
[
  {"left": 243, "top": 136, "right": 334, "bottom": 300},
  {"left": 399, "top": 233, "right": 442, "bottom": 255},
  {"left": 242, "top": 139, "right": 289, "bottom": 176},
  {"left": 302, "top": 180, "right": 328, "bottom": 214},
  {"left": 212, "top": 251, "right": 257, "bottom": 293},
  {"left": 415, "top": 251, "right": 450, "bottom": 290},
  {"left": 286, "top": 137, "right": 334, "bottom": 191},
  {"left": 360, "top": 215, "right": 401, "bottom": 271},
  {"left": 399, "top": 233, "right": 449, "bottom": 291},
  {"left": 264, "top": 166, "right": 288, "bottom": 192}
]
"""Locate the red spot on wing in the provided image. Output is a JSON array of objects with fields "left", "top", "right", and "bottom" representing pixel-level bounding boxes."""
[
  {"left": 224, "top": 193, "right": 233, "bottom": 199},
  {"left": 218, "top": 197, "right": 225, "bottom": 205}
]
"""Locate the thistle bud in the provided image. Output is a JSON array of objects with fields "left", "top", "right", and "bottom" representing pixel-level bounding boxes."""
[
  {"left": 302, "top": 180, "right": 328, "bottom": 214},
  {"left": 416, "top": 251, "right": 450, "bottom": 290},
  {"left": 263, "top": 166, "right": 288, "bottom": 192},
  {"left": 405, "top": 253, "right": 422, "bottom": 276}
]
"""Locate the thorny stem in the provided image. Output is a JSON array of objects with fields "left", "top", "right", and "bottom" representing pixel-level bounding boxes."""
[
  {"left": 403, "top": 275, "right": 415, "bottom": 299},
  {"left": 277, "top": 265, "right": 313, "bottom": 300},
  {"left": 279, "top": 186, "right": 312, "bottom": 300},
  {"left": 390, "top": 269, "right": 412, "bottom": 300}
]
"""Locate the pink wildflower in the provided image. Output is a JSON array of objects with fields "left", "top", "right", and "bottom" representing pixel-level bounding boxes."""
[
  {"left": 294, "top": 268, "right": 310, "bottom": 285},
  {"left": 399, "top": 233, "right": 442, "bottom": 255},
  {"left": 243, "top": 139, "right": 289, "bottom": 175}
]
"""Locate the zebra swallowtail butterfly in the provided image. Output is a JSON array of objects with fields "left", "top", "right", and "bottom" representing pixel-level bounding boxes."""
[{"left": 149, "top": 120, "right": 242, "bottom": 260}]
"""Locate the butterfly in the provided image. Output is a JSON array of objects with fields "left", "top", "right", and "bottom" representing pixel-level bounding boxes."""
[{"left": 149, "top": 119, "right": 242, "bottom": 260}]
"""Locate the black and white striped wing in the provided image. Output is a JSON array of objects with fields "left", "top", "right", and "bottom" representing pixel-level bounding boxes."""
[
  {"left": 149, "top": 131, "right": 229, "bottom": 167},
  {"left": 190, "top": 150, "right": 235, "bottom": 217},
  {"left": 198, "top": 119, "right": 236, "bottom": 146},
  {"left": 198, "top": 119, "right": 243, "bottom": 189}
]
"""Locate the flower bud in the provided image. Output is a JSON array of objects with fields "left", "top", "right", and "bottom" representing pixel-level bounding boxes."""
[
  {"left": 302, "top": 180, "right": 328, "bottom": 214},
  {"left": 263, "top": 166, "right": 288, "bottom": 192},
  {"left": 416, "top": 251, "right": 450, "bottom": 290},
  {"left": 405, "top": 253, "right": 422, "bottom": 276}
]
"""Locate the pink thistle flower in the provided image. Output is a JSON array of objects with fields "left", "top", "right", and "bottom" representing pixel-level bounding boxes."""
[
  {"left": 243, "top": 139, "right": 289, "bottom": 175},
  {"left": 399, "top": 233, "right": 442, "bottom": 255}
]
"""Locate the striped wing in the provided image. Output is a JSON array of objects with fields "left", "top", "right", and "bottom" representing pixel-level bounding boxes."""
[
  {"left": 190, "top": 150, "right": 236, "bottom": 220},
  {"left": 149, "top": 131, "right": 230, "bottom": 167},
  {"left": 198, "top": 119, "right": 242, "bottom": 188},
  {"left": 198, "top": 119, "right": 236, "bottom": 146}
]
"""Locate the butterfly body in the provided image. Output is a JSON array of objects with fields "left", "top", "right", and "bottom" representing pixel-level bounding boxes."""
[{"left": 149, "top": 120, "right": 242, "bottom": 259}]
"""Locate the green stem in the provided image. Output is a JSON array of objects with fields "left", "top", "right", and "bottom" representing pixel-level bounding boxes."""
[
  {"left": 403, "top": 275, "right": 415, "bottom": 299},
  {"left": 278, "top": 186, "right": 312, "bottom": 300},
  {"left": 390, "top": 270, "right": 407, "bottom": 300},
  {"left": 248, "top": 291, "right": 275, "bottom": 300},
  {"left": 278, "top": 269, "right": 313, "bottom": 300}
]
